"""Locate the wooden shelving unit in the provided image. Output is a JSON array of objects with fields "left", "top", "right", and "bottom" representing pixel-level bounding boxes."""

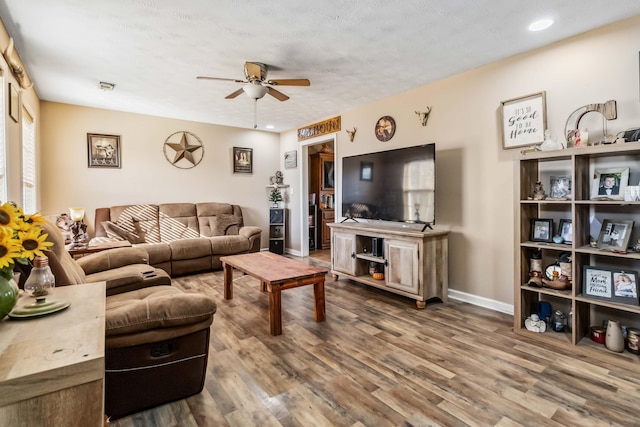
[
  {"left": 268, "top": 208, "right": 286, "bottom": 255},
  {"left": 515, "top": 143, "right": 640, "bottom": 368}
]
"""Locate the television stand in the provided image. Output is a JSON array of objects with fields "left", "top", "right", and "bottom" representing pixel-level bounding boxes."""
[{"left": 328, "top": 222, "right": 449, "bottom": 309}]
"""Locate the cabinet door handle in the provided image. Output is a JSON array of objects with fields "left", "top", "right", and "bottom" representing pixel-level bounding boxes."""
[
  {"left": 351, "top": 252, "right": 356, "bottom": 258},
  {"left": 384, "top": 259, "right": 388, "bottom": 267}
]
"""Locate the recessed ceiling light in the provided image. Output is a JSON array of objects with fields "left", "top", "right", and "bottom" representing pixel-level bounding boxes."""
[
  {"left": 529, "top": 18, "right": 554, "bottom": 32},
  {"left": 265, "top": 124, "right": 275, "bottom": 129}
]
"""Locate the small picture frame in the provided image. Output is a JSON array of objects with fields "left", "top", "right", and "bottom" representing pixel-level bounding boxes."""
[
  {"left": 87, "top": 133, "right": 121, "bottom": 168},
  {"left": 233, "top": 147, "right": 253, "bottom": 174},
  {"left": 549, "top": 175, "right": 572, "bottom": 200},
  {"left": 531, "top": 218, "right": 553, "bottom": 242},
  {"left": 613, "top": 270, "right": 639, "bottom": 305},
  {"left": 597, "top": 219, "right": 634, "bottom": 251},
  {"left": 284, "top": 150, "right": 297, "bottom": 169},
  {"left": 583, "top": 266, "right": 614, "bottom": 301},
  {"left": 360, "top": 161, "right": 373, "bottom": 181},
  {"left": 9, "top": 82, "right": 19, "bottom": 123},
  {"left": 500, "top": 91, "right": 547, "bottom": 149},
  {"left": 591, "top": 167, "right": 629, "bottom": 200},
  {"left": 558, "top": 219, "right": 573, "bottom": 244}
]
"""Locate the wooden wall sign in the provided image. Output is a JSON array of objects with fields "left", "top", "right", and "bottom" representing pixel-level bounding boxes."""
[{"left": 297, "top": 116, "right": 341, "bottom": 141}]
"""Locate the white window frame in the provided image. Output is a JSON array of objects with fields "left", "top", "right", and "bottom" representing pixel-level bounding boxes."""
[{"left": 22, "top": 106, "right": 36, "bottom": 214}]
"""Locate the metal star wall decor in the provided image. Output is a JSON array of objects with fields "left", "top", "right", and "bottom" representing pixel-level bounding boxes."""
[{"left": 162, "top": 131, "right": 204, "bottom": 168}]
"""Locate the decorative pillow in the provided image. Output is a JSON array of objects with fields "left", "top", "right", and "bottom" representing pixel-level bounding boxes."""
[
  {"left": 212, "top": 214, "right": 240, "bottom": 236},
  {"left": 101, "top": 221, "right": 146, "bottom": 244}
]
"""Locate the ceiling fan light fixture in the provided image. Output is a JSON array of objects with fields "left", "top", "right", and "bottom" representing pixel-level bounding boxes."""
[{"left": 243, "top": 83, "right": 268, "bottom": 99}]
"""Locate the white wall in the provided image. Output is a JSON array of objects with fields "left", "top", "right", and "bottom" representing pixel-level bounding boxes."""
[
  {"left": 283, "top": 16, "right": 640, "bottom": 309},
  {"left": 39, "top": 102, "right": 280, "bottom": 247}
]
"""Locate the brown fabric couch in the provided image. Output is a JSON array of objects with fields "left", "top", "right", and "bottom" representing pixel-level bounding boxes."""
[{"left": 93, "top": 202, "right": 261, "bottom": 276}]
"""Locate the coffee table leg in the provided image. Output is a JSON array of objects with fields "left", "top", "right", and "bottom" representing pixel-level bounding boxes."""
[
  {"left": 223, "top": 263, "right": 233, "bottom": 300},
  {"left": 313, "top": 279, "right": 326, "bottom": 322},
  {"left": 269, "top": 287, "right": 282, "bottom": 336}
]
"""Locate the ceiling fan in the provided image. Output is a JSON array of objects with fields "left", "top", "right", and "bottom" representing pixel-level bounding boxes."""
[{"left": 197, "top": 61, "right": 310, "bottom": 102}]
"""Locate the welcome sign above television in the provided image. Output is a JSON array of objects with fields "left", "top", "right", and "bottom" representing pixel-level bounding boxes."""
[{"left": 341, "top": 144, "right": 435, "bottom": 227}]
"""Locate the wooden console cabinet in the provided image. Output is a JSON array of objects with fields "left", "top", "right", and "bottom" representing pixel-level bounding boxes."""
[
  {"left": 0, "top": 282, "right": 106, "bottom": 426},
  {"left": 329, "top": 222, "right": 449, "bottom": 308}
]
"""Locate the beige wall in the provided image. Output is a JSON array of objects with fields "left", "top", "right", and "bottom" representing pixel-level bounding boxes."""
[
  {"left": 283, "top": 16, "right": 640, "bottom": 309},
  {"left": 10, "top": 14, "right": 640, "bottom": 311},
  {"left": 39, "top": 102, "right": 280, "bottom": 247}
]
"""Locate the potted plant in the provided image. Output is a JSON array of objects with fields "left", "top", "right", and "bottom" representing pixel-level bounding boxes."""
[{"left": 268, "top": 187, "right": 283, "bottom": 208}]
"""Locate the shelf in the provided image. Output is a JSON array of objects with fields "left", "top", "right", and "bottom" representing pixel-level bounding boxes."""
[
  {"left": 521, "top": 241, "right": 573, "bottom": 250},
  {"left": 575, "top": 245, "right": 640, "bottom": 259},
  {"left": 355, "top": 253, "right": 385, "bottom": 263},
  {"left": 520, "top": 284, "right": 572, "bottom": 300},
  {"left": 575, "top": 295, "right": 640, "bottom": 314},
  {"left": 514, "top": 326, "right": 572, "bottom": 345}
]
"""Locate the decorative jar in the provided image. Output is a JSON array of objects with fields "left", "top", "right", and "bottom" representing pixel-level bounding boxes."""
[
  {"left": 605, "top": 320, "right": 624, "bottom": 353},
  {"left": 24, "top": 256, "right": 55, "bottom": 297}
]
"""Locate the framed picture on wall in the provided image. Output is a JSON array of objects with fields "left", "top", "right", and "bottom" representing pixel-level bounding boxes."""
[
  {"left": 233, "top": 147, "right": 253, "bottom": 174},
  {"left": 87, "top": 133, "right": 121, "bottom": 168},
  {"left": 500, "top": 91, "right": 547, "bottom": 149}
]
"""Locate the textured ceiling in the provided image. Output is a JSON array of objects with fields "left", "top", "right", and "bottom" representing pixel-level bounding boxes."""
[{"left": 1, "top": 1, "right": 639, "bottom": 132}]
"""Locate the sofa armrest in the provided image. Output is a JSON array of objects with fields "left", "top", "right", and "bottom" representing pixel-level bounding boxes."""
[
  {"left": 239, "top": 226, "right": 261, "bottom": 252},
  {"left": 76, "top": 247, "right": 150, "bottom": 275}
]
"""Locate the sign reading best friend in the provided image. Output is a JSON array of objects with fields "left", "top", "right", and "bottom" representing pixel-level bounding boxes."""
[{"left": 298, "top": 116, "right": 341, "bottom": 141}]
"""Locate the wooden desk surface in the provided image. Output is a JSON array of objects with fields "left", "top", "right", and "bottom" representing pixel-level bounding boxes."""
[
  {"left": 220, "top": 251, "right": 327, "bottom": 284},
  {"left": 0, "top": 282, "right": 106, "bottom": 407}
]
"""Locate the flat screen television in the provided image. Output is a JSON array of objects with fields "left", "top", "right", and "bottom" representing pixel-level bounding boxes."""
[{"left": 341, "top": 143, "right": 435, "bottom": 226}]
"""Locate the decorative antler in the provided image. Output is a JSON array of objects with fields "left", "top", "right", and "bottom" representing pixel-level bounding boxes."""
[
  {"left": 415, "top": 107, "right": 432, "bottom": 127},
  {"left": 346, "top": 127, "right": 357, "bottom": 142}
]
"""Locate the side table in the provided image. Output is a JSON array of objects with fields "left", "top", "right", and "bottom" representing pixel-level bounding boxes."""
[{"left": 0, "top": 282, "right": 106, "bottom": 426}]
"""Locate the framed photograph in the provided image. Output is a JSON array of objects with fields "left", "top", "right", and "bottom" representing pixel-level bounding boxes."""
[
  {"left": 613, "top": 270, "right": 639, "bottom": 305},
  {"left": 591, "top": 167, "right": 629, "bottom": 200},
  {"left": 284, "top": 150, "right": 297, "bottom": 169},
  {"left": 583, "top": 266, "right": 614, "bottom": 301},
  {"left": 558, "top": 219, "right": 573, "bottom": 244},
  {"left": 597, "top": 219, "right": 634, "bottom": 251},
  {"left": 9, "top": 82, "right": 18, "bottom": 122},
  {"left": 531, "top": 218, "right": 553, "bottom": 242},
  {"left": 87, "top": 133, "right": 121, "bottom": 168},
  {"left": 549, "top": 175, "right": 572, "bottom": 200},
  {"left": 500, "top": 91, "right": 547, "bottom": 149},
  {"left": 233, "top": 147, "right": 253, "bottom": 174},
  {"left": 360, "top": 161, "right": 373, "bottom": 181}
]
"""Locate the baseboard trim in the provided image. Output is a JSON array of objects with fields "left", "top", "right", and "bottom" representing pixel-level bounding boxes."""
[{"left": 448, "top": 289, "right": 514, "bottom": 315}]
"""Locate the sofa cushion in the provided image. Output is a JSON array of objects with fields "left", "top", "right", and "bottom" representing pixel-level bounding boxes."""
[
  {"left": 209, "top": 235, "right": 251, "bottom": 255},
  {"left": 102, "top": 221, "right": 146, "bottom": 244},
  {"left": 197, "top": 203, "right": 236, "bottom": 236},
  {"left": 205, "top": 213, "right": 240, "bottom": 236},
  {"left": 105, "top": 286, "right": 217, "bottom": 337},
  {"left": 169, "top": 238, "right": 212, "bottom": 261},
  {"left": 110, "top": 204, "right": 161, "bottom": 243},
  {"left": 134, "top": 242, "right": 171, "bottom": 265},
  {"left": 159, "top": 203, "right": 199, "bottom": 242}
]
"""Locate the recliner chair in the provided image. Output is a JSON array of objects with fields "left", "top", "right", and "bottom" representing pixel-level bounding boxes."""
[{"left": 40, "top": 219, "right": 217, "bottom": 419}]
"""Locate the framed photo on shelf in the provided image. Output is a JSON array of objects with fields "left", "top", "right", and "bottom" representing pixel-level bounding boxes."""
[
  {"left": 531, "top": 218, "right": 553, "bottom": 243},
  {"left": 500, "top": 91, "right": 547, "bottom": 149},
  {"left": 233, "top": 147, "right": 253, "bottom": 174},
  {"left": 87, "top": 133, "right": 121, "bottom": 168},
  {"left": 612, "top": 270, "right": 639, "bottom": 305},
  {"left": 549, "top": 175, "right": 571, "bottom": 200},
  {"left": 590, "top": 167, "right": 629, "bottom": 200},
  {"left": 596, "top": 219, "right": 634, "bottom": 251},
  {"left": 558, "top": 219, "right": 572, "bottom": 244}
]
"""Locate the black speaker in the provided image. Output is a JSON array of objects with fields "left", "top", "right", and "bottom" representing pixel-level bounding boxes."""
[{"left": 372, "top": 238, "right": 384, "bottom": 257}]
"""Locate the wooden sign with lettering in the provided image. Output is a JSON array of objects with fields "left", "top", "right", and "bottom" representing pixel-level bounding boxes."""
[
  {"left": 298, "top": 116, "right": 341, "bottom": 141},
  {"left": 500, "top": 91, "right": 547, "bottom": 149}
]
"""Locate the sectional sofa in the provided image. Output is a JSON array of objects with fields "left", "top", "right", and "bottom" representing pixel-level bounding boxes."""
[{"left": 93, "top": 202, "right": 261, "bottom": 276}]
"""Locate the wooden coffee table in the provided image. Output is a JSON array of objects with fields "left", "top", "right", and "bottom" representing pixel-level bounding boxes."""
[{"left": 220, "top": 251, "right": 327, "bottom": 336}]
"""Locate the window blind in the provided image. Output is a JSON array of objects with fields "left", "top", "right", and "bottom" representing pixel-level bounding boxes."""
[{"left": 22, "top": 107, "right": 36, "bottom": 213}]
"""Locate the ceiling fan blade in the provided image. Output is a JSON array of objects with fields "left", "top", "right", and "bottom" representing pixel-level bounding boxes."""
[
  {"left": 267, "top": 87, "right": 290, "bottom": 101},
  {"left": 267, "top": 79, "right": 310, "bottom": 86},
  {"left": 225, "top": 88, "right": 245, "bottom": 99},
  {"left": 197, "top": 76, "right": 245, "bottom": 83}
]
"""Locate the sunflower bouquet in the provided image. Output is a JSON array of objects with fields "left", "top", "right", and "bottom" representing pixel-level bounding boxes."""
[{"left": 0, "top": 201, "right": 53, "bottom": 281}]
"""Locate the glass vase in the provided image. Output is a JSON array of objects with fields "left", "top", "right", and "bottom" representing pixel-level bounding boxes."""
[{"left": 24, "top": 256, "right": 55, "bottom": 297}]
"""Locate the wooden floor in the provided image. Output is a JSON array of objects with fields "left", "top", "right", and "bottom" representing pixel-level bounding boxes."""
[{"left": 111, "top": 254, "right": 640, "bottom": 427}]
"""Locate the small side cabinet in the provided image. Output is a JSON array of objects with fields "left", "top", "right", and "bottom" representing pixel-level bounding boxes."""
[{"left": 269, "top": 208, "right": 286, "bottom": 255}]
